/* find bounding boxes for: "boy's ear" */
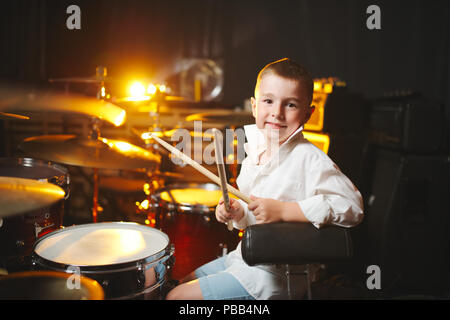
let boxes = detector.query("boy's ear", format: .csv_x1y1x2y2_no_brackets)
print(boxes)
251,97,257,118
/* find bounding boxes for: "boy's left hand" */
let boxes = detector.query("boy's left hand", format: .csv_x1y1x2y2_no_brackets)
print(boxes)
248,195,285,224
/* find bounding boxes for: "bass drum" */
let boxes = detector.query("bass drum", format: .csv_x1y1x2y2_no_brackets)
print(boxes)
0,158,69,272
32,222,174,300
153,183,240,280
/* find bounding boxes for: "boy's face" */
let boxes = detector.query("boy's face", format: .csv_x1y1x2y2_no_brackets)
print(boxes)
251,73,314,145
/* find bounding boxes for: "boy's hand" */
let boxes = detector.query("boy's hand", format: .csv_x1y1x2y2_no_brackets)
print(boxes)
248,195,285,224
215,197,244,225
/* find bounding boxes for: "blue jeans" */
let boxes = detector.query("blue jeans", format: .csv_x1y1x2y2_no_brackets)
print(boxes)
195,256,255,300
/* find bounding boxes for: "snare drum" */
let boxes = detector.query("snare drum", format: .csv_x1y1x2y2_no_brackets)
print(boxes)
32,222,174,300
153,183,239,280
0,158,69,270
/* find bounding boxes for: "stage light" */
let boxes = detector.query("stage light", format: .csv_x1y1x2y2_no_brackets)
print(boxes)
147,84,157,95
129,81,147,98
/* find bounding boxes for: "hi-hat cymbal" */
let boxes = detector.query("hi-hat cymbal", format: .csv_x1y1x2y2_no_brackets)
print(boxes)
0,84,126,126
0,177,65,218
19,135,160,170
185,109,254,127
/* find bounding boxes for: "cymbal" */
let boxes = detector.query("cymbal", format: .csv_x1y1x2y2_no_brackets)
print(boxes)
185,109,254,127
49,76,117,84
19,135,160,170
98,171,183,193
0,112,30,120
114,94,185,104
0,84,126,126
0,177,65,218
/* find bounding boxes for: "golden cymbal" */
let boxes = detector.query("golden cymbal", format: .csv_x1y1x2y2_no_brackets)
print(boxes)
0,112,30,120
19,135,160,170
0,84,126,126
0,177,65,218
185,109,254,127
49,76,117,84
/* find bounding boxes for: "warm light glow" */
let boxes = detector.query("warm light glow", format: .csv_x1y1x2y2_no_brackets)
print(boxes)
324,83,333,93
137,199,150,210
313,81,322,91
141,131,164,140
147,84,157,95
303,131,330,154
160,189,238,207
113,110,126,127
143,183,150,195
159,84,167,93
101,86,106,98
113,141,133,152
129,81,147,98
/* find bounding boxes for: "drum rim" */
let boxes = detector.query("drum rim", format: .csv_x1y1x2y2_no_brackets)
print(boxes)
0,270,104,300
153,182,220,212
32,222,172,272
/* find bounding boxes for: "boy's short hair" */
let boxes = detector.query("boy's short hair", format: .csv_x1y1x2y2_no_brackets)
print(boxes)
255,58,314,106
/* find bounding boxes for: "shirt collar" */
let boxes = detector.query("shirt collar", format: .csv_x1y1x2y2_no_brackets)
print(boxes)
243,124,305,162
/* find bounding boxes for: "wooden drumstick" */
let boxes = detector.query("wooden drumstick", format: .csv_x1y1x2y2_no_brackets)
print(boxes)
148,133,251,204
213,129,233,231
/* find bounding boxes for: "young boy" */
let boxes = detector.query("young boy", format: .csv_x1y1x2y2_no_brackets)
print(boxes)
166,58,364,300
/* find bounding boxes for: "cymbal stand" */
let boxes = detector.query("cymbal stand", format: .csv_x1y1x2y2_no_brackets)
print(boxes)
89,117,102,223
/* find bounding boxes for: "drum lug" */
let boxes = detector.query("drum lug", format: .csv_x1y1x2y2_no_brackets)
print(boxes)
136,262,146,287
34,221,55,238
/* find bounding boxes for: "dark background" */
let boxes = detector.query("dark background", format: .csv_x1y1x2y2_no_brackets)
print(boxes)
1,0,449,299
1,0,449,117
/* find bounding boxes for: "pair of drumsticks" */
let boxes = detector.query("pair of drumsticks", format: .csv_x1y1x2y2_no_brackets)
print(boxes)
149,129,251,231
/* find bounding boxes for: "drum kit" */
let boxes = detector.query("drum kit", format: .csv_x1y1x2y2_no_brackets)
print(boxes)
0,67,254,300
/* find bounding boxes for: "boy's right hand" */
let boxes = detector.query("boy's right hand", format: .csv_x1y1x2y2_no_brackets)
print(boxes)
215,197,244,225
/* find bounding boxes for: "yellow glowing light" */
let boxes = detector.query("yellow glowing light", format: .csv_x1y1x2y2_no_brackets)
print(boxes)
113,110,126,127
113,141,133,152
130,81,147,97
227,154,234,161
101,86,106,98
323,83,333,94
144,219,150,225
238,231,244,238
303,131,330,154
139,199,149,210
141,131,164,140
160,189,238,207
147,84,157,95
159,84,166,93
144,183,150,195
313,82,322,91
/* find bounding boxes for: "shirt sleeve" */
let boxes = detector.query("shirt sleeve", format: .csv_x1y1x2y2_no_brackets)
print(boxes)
297,160,364,229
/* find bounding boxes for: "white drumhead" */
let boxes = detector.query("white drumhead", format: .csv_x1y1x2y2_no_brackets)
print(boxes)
34,223,169,266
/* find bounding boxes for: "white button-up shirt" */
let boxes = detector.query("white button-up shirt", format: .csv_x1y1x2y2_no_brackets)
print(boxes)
223,124,364,299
